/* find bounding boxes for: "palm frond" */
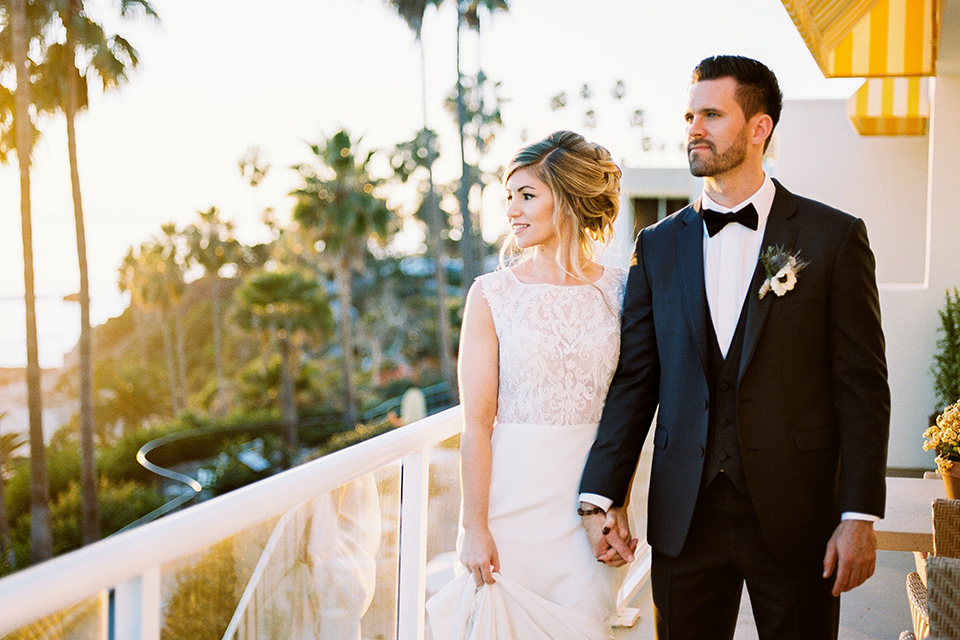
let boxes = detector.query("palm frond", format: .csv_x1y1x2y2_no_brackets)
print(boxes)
120,0,160,21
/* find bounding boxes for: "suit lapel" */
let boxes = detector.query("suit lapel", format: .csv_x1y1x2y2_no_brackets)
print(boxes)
739,181,799,381
678,202,710,374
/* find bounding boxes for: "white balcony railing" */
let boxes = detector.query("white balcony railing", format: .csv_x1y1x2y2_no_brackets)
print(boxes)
0,406,651,639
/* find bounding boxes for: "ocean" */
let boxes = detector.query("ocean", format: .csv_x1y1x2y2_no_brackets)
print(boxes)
0,292,128,369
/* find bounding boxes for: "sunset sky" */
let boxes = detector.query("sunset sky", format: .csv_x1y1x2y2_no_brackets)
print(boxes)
0,0,864,367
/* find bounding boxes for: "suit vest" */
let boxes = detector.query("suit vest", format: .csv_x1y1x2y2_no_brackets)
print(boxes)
702,298,750,495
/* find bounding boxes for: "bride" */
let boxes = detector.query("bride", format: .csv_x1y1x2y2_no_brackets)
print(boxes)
426,130,635,639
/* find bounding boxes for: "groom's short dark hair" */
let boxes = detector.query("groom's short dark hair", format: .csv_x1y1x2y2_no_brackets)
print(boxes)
692,55,783,149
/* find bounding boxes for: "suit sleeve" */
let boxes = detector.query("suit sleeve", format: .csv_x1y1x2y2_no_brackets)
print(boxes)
579,230,662,506
829,218,890,518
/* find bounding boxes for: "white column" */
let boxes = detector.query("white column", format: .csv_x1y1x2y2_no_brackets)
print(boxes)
112,566,161,640
397,448,430,640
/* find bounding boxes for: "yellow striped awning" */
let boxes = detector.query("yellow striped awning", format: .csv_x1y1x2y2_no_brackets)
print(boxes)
781,0,882,54
847,76,930,135
781,0,940,77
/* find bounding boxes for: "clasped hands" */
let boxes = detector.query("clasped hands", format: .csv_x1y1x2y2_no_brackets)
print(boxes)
581,504,638,567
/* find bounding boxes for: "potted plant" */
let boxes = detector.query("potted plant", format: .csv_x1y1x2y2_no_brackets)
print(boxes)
931,288,960,423
927,288,960,497
924,401,960,498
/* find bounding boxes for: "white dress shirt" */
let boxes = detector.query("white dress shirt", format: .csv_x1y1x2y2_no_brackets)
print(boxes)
701,176,774,357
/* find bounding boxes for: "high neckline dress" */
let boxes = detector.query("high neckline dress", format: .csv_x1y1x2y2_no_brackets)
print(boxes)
427,265,628,640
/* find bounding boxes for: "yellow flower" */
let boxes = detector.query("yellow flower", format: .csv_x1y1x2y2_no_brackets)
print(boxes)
926,400,960,474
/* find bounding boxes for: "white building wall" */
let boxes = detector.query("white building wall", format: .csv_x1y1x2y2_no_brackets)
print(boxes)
606,167,700,266
775,92,960,469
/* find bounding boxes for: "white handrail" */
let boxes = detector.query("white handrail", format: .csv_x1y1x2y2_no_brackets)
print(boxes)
0,407,463,634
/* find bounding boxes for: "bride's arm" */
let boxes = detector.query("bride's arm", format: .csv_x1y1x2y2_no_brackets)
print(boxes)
458,281,501,586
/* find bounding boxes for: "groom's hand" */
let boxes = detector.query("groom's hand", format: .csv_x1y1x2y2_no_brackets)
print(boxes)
822,519,877,597
581,504,637,566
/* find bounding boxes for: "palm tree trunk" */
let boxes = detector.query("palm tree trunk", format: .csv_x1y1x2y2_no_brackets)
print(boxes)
65,2,100,546
370,336,384,386
174,309,188,410
425,188,456,394
418,39,457,395
12,0,53,564
335,263,358,427
160,315,181,415
455,1,482,287
278,334,297,466
212,291,226,419
133,305,147,359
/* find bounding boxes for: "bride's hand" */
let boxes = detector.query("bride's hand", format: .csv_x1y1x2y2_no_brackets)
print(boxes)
460,527,500,586
584,506,637,566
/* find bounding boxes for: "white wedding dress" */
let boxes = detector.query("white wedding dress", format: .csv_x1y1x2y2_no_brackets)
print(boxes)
427,265,628,640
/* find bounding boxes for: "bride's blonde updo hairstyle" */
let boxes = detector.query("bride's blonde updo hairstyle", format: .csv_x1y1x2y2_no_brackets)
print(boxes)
501,130,621,282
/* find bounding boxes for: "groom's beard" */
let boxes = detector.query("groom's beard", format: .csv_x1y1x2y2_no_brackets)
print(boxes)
687,126,749,177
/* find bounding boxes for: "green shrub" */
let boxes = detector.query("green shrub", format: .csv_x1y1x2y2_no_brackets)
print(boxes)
4,446,81,524
5,478,162,573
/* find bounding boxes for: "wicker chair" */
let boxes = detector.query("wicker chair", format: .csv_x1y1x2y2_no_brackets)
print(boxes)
900,498,960,639
934,499,960,558
926,556,960,638
899,555,960,639
902,570,930,639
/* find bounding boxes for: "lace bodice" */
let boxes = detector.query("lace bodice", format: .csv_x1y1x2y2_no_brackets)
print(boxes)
478,266,627,426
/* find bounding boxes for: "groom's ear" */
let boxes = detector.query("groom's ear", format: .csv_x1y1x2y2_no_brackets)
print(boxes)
749,113,774,150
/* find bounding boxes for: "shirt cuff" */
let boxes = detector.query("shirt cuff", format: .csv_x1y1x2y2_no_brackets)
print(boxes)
578,493,613,513
841,511,880,522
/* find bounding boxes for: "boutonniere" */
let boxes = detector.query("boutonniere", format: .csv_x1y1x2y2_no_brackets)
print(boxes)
758,245,808,299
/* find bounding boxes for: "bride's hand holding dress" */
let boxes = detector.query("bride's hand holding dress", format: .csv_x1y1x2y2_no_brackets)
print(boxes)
460,525,501,586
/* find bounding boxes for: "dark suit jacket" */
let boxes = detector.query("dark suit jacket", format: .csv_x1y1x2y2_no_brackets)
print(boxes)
580,180,890,564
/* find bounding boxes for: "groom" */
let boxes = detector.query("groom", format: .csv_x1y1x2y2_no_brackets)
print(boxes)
579,55,889,639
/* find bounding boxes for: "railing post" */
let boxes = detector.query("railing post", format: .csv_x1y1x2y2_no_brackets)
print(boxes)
397,447,430,640
112,566,161,640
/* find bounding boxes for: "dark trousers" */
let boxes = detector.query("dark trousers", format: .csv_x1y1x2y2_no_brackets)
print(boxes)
650,474,840,640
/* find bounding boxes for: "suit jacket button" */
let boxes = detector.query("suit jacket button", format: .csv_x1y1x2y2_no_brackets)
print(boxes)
698,446,705,457
720,418,730,427
719,452,729,461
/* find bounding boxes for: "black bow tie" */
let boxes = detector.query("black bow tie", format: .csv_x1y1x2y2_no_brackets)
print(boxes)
701,203,759,237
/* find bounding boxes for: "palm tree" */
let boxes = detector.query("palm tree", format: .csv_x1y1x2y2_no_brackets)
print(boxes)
291,130,395,427
156,223,189,409
386,0,509,286
184,207,243,419
117,246,149,357
384,2,458,394
238,145,270,189
456,1,508,285
390,129,456,392
0,415,27,569
234,268,333,464
119,237,187,416
5,0,54,565
37,0,158,548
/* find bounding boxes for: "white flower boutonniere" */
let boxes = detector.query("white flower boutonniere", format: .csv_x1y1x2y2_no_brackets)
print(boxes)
758,245,808,299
